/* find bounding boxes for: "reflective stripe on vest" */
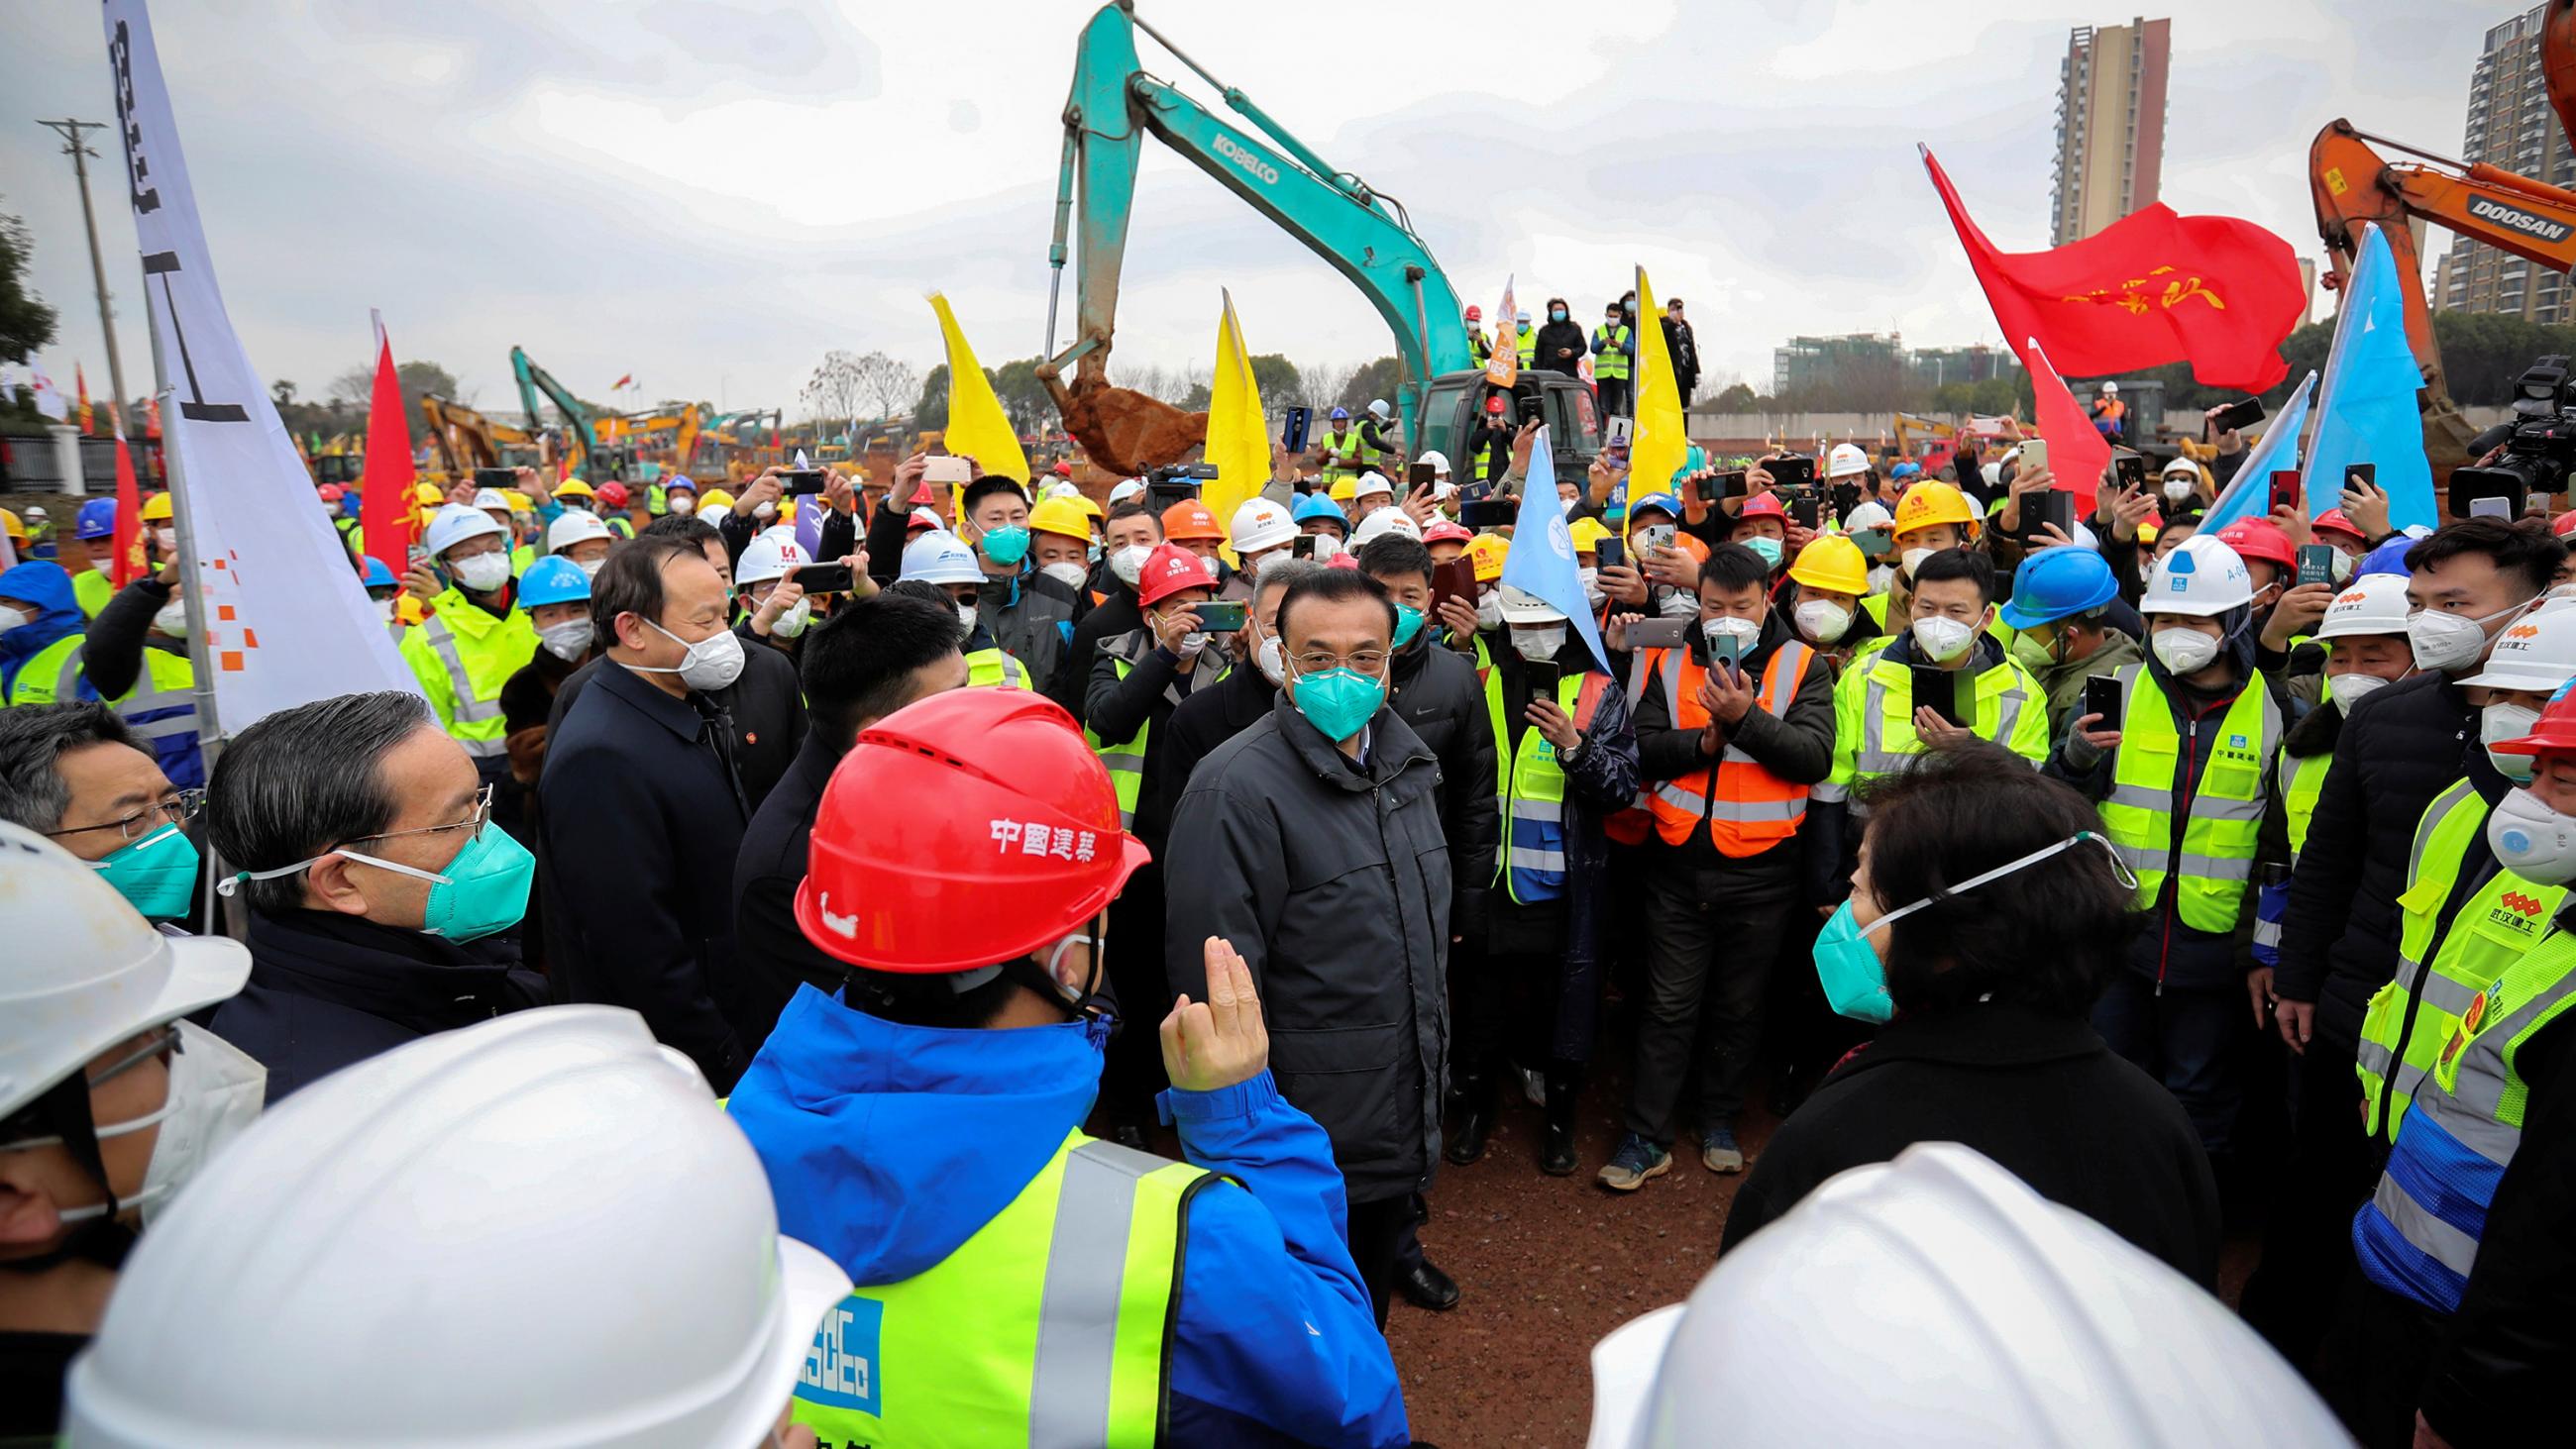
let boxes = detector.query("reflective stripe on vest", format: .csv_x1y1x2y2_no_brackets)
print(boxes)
1517,330,1536,366
1644,643,1814,857
1591,324,1631,380
1844,657,2032,806
2354,921,2576,1313
966,647,1027,689
2282,747,2328,863
406,612,516,758
2095,665,2280,933
1604,648,1684,847
1484,669,1608,902
793,1131,1209,1449
1318,429,1360,482
4,633,88,707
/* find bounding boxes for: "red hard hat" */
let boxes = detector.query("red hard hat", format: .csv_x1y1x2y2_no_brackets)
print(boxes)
2214,518,2297,569
1484,394,1507,415
1051,462,1073,477
596,481,629,508
1423,519,1472,544
1465,305,1483,321
1738,492,1787,521
2313,508,2368,543
316,484,345,503
2493,681,2576,758
1135,542,1215,607
2555,510,2576,539
1326,552,1360,570
796,689,1148,972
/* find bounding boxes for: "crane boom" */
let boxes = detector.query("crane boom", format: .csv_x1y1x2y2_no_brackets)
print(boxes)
509,346,604,477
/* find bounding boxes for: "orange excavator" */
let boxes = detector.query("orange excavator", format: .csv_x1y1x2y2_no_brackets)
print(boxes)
2308,0,2576,468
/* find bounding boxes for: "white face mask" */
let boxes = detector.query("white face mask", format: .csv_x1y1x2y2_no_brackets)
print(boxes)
768,597,811,640
2325,671,2390,713
1513,623,1566,661
155,527,177,556
540,618,594,662
2410,597,2534,674
1109,543,1153,587
2163,477,2198,504
1866,564,1895,596
629,616,746,692
669,496,697,516
152,596,190,639
12,1022,267,1228
1577,566,1600,594
1899,547,1935,579
2330,550,2355,585
1911,614,1976,663
578,558,605,580
755,500,776,521
376,597,398,624
1042,561,1090,589
955,602,978,635
2487,785,2576,885
1475,590,1505,629
452,551,512,594
1794,599,1851,642
2484,702,2541,781
1256,633,1288,685
0,604,25,635
2150,625,2221,675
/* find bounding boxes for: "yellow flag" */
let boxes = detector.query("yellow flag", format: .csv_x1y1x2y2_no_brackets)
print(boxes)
927,292,1030,483
1201,289,1268,563
1630,266,1688,496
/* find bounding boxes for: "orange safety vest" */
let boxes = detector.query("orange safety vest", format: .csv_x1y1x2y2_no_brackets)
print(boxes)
1607,642,1815,856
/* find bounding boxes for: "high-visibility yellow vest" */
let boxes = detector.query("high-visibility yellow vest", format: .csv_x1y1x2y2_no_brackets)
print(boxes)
1484,668,1609,903
1354,422,1385,468
2355,918,2576,1313
2096,665,2280,934
1468,331,1492,365
509,542,536,577
792,1130,1210,1449
2281,747,2329,863
1591,324,1631,381
396,588,539,759
1318,428,1361,482
966,646,1027,688
2357,782,2567,1141
1516,328,1537,367
5,633,87,707
1814,647,2048,809
5,637,203,786
71,567,114,619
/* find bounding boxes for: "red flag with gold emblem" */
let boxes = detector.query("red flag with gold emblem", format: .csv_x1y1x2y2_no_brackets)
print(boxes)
109,439,145,586
75,364,94,436
1923,148,2302,392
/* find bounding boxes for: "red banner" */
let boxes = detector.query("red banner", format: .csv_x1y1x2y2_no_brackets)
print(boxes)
359,329,414,578
109,438,144,587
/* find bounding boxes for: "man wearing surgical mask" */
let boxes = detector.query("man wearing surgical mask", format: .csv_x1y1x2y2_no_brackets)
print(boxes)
1049,501,1162,728
2045,534,2291,1162
1160,557,1320,801
0,703,202,924
398,506,542,792
203,689,546,1104
2248,516,2566,1368
959,477,1077,697
0,822,257,1443
542,538,759,1090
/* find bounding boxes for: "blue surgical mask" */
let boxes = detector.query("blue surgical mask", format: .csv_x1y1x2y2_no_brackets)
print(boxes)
1550,309,1567,322
979,524,1030,568
1744,536,1784,569
1392,604,1426,649
90,823,201,920
1813,831,2133,1023
1289,666,1387,742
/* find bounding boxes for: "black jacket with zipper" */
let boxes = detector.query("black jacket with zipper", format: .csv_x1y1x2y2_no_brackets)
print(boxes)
1385,631,1501,930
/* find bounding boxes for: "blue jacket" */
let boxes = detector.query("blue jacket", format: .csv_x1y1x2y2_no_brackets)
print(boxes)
0,561,90,697
730,987,1412,1448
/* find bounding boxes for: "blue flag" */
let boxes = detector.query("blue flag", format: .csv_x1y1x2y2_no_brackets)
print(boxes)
2199,371,2316,532
2307,224,2435,533
1500,429,1611,672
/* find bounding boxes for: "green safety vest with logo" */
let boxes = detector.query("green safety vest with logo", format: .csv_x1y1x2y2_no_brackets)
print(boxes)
1813,647,2048,809
1318,428,1361,483
2096,665,2281,934
395,588,540,759
792,1131,1214,1449
5,633,87,707
966,647,1027,689
1081,647,1229,829
1516,328,1537,367
2357,781,2569,1141
1483,668,1609,904
71,567,114,619
1591,324,1631,381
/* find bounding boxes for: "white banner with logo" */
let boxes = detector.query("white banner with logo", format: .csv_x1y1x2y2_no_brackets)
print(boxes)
103,0,417,731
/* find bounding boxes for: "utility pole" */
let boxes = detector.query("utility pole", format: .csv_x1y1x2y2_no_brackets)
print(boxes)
38,119,133,441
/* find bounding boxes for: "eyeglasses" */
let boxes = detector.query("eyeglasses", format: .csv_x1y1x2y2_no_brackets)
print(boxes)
1290,649,1388,675
88,1025,180,1089
45,787,205,844
349,782,493,849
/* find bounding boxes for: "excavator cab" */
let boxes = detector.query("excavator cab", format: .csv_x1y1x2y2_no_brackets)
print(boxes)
1417,370,1603,481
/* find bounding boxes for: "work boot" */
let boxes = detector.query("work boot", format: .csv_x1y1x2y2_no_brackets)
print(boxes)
1399,1255,1460,1312
1701,1120,1745,1175
1541,1069,1580,1177
1595,1132,1669,1192
1445,1071,1495,1166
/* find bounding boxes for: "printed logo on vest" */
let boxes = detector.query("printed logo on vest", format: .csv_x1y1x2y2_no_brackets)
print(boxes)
800,1295,883,1414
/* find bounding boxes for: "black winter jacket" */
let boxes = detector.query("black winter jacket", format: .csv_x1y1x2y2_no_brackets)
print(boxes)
730,731,849,1052
1163,696,1453,1203
1161,662,1279,804
1629,610,1837,871
1534,319,1588,378
978,568,1079,697
1386,633,1501,929
1053,586,1141,727
1086,628,1234,852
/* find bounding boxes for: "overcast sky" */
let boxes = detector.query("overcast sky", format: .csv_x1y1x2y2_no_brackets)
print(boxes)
0,0,2508,420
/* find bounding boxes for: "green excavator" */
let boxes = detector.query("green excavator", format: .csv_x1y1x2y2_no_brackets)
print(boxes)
509,346,630,482
1041,1,1602,479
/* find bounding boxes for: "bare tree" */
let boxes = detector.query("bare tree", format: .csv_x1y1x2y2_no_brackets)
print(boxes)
801,351,866,431
849,351,920,422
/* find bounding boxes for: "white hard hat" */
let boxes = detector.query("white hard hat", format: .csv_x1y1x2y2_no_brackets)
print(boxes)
1498,583,1565,624
545,510,613,556
2100,380,2120,394
1826,443,1872,479
1585,1144,2347,1449
1108,479,1145,504
760,523,800,548
2160,457,2202,479
734,532,809,588
1366,399,1391,420
2462,600,2576,690
471,488,511,514
1353,471,1395,500
1350,506,1422,546
1842,500,1893,534
1230,497,1296,556
62,1007,852,1449
2070,522,2101,552
0,823,250,1123
1418,450,1451,479
422,504,506,559
900,531,984,586
2313,572,2413,641
2143,534,2254,618
1980,461,2003,488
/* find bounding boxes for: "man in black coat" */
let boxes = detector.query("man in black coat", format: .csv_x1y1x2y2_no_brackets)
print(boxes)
1050,500,1161,727
1357,536,1500,927
202,690,547,1104
540,536,757,1091
1533,297,1587,381
1160,556,1316,797
2247,519,2563,1365
730,593,969,1048
1660,297,1700,404
1164,568,1454,1328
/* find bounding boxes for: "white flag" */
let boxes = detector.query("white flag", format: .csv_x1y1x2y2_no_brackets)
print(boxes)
29,364,67,421
103,0,417,730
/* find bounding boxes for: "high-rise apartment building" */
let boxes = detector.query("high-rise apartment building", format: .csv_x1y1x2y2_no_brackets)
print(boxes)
2430,6,2576,322
2050,18,2172,246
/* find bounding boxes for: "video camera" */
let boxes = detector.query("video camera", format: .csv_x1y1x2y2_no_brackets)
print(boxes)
2456,356,2576,510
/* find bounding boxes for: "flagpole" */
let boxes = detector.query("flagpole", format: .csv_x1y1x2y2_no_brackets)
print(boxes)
157,384,225,775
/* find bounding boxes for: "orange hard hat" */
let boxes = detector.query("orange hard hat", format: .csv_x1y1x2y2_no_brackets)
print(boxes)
795,689,1148,973
1135,542,1216,607
1161,499,1224,542
2214,518,2297,569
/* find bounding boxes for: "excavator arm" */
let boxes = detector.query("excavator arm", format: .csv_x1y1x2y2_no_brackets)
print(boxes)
1042,2,1472,473
509,347,598,477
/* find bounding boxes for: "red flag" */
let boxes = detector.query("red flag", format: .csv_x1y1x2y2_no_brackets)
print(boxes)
359,323,415,578
143,396,161,440
76,364,94,436
109,438,145,586
2022,340,2110,515
1923,148,2302,392
611,372,634,391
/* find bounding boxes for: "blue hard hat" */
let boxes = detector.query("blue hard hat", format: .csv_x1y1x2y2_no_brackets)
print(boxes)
2358,536,2415,579
1628,491,1680,522
1328,407,1349,421
1998,544,2119,629
360,555,397,589
1292,493,1345,526
75,498,117,540
1890,462,1922,481
516,555,591,609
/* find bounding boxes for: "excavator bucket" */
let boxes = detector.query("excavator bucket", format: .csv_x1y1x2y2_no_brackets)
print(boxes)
1044,357,1208,477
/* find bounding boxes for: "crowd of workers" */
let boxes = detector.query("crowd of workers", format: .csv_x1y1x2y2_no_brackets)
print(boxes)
0,333,2569,1447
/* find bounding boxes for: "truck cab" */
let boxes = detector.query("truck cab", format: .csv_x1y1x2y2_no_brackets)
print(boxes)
1417,369,1604,485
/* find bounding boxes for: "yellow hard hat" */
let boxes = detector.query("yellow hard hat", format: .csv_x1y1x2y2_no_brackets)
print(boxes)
413,482,445,507
1891,480,1979,538
0,508,23,543
1787,534,1868,595
2137,521,2161,546
698,488,735,513
1567,517,1613,554
141,492,173,524
1073,492,1105,522
552,477,595,499
1466,532,1509,582
780,497,800,523
503,490,535,513
1028,495,1093,542
1329,478,1357,503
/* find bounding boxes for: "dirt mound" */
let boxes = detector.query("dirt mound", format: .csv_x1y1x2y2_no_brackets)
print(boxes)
1048,374,1208,476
